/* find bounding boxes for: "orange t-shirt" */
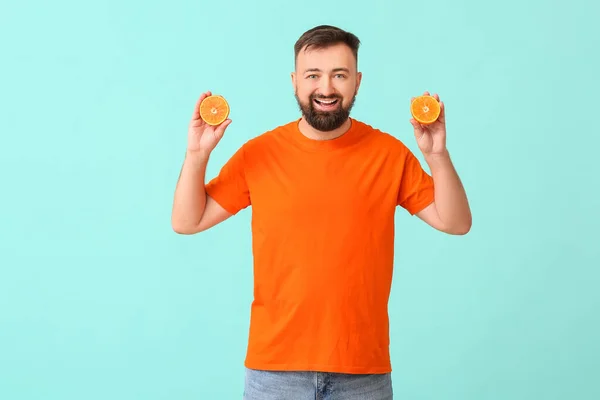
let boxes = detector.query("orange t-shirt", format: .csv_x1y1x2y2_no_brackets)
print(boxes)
205,118,434,374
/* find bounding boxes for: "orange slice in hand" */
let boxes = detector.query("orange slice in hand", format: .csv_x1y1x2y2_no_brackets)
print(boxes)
199,95,230,126
410,95,441,125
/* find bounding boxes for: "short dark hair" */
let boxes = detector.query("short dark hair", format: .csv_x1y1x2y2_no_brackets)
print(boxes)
294,25,361,65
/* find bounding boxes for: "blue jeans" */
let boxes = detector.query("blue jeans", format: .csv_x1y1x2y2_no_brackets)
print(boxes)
243,367,393,400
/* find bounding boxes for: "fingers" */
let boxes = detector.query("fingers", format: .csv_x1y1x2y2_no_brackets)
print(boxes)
419,91,440,101
191,91,213,120
422,91,440,101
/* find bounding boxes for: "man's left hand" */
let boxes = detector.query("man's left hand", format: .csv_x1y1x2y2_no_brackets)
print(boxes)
410,91,447,157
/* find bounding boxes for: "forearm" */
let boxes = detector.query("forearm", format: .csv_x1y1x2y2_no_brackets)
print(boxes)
425,150,472,233
171,150,210,232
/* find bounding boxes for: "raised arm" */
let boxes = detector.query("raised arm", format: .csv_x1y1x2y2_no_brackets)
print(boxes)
171,91,233,234
410,91,472,235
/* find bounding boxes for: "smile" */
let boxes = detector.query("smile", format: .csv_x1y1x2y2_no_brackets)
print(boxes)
314,98,339,107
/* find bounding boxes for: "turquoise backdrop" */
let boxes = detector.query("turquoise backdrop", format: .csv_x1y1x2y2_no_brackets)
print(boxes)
1,0,598,398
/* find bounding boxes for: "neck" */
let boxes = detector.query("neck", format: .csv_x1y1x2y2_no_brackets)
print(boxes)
298,117,352,141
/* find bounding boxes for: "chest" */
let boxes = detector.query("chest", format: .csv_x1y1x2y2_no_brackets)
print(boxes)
246,148,400,222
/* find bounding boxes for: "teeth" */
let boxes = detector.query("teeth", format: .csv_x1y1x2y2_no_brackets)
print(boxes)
315,99,337,105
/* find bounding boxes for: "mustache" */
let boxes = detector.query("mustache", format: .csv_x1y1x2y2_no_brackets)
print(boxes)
311,93,341,100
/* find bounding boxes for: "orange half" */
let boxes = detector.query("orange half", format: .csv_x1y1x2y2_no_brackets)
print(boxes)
199,95,230,126
410,95,441,125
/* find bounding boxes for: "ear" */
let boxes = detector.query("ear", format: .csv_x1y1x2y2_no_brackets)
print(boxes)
355,71,362,95
291,71,297,91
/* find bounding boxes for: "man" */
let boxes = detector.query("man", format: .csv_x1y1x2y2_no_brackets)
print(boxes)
172,25,471,400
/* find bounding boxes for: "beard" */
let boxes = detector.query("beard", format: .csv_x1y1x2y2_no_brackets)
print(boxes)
295,92,356,132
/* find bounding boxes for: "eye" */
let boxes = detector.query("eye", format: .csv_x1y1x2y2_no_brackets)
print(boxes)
335,74,346,79
306,74,318,79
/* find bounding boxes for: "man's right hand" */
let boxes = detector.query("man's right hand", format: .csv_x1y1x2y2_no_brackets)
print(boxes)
187,91,232,155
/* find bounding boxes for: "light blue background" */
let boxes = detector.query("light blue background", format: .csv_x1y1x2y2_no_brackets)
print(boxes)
1,0,598,398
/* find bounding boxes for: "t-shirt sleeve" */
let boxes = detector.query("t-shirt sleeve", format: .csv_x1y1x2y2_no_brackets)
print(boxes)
205,145,251,215
396,149,435,215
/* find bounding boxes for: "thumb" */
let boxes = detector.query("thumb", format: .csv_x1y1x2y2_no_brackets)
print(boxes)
410,118,423,136
213,119,232,139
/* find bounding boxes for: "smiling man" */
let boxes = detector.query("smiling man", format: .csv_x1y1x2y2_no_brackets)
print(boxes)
171,25,472,400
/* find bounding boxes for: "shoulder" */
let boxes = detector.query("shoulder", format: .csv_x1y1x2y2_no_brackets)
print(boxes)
352,119,414,156
239,120,298,152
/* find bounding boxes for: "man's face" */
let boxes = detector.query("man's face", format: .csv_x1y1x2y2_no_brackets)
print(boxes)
292,43,362,132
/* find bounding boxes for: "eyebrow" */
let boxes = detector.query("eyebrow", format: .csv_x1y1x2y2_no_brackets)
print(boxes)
303,68,350,74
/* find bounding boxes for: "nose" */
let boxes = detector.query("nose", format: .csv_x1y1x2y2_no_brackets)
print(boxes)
318,77,335,97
